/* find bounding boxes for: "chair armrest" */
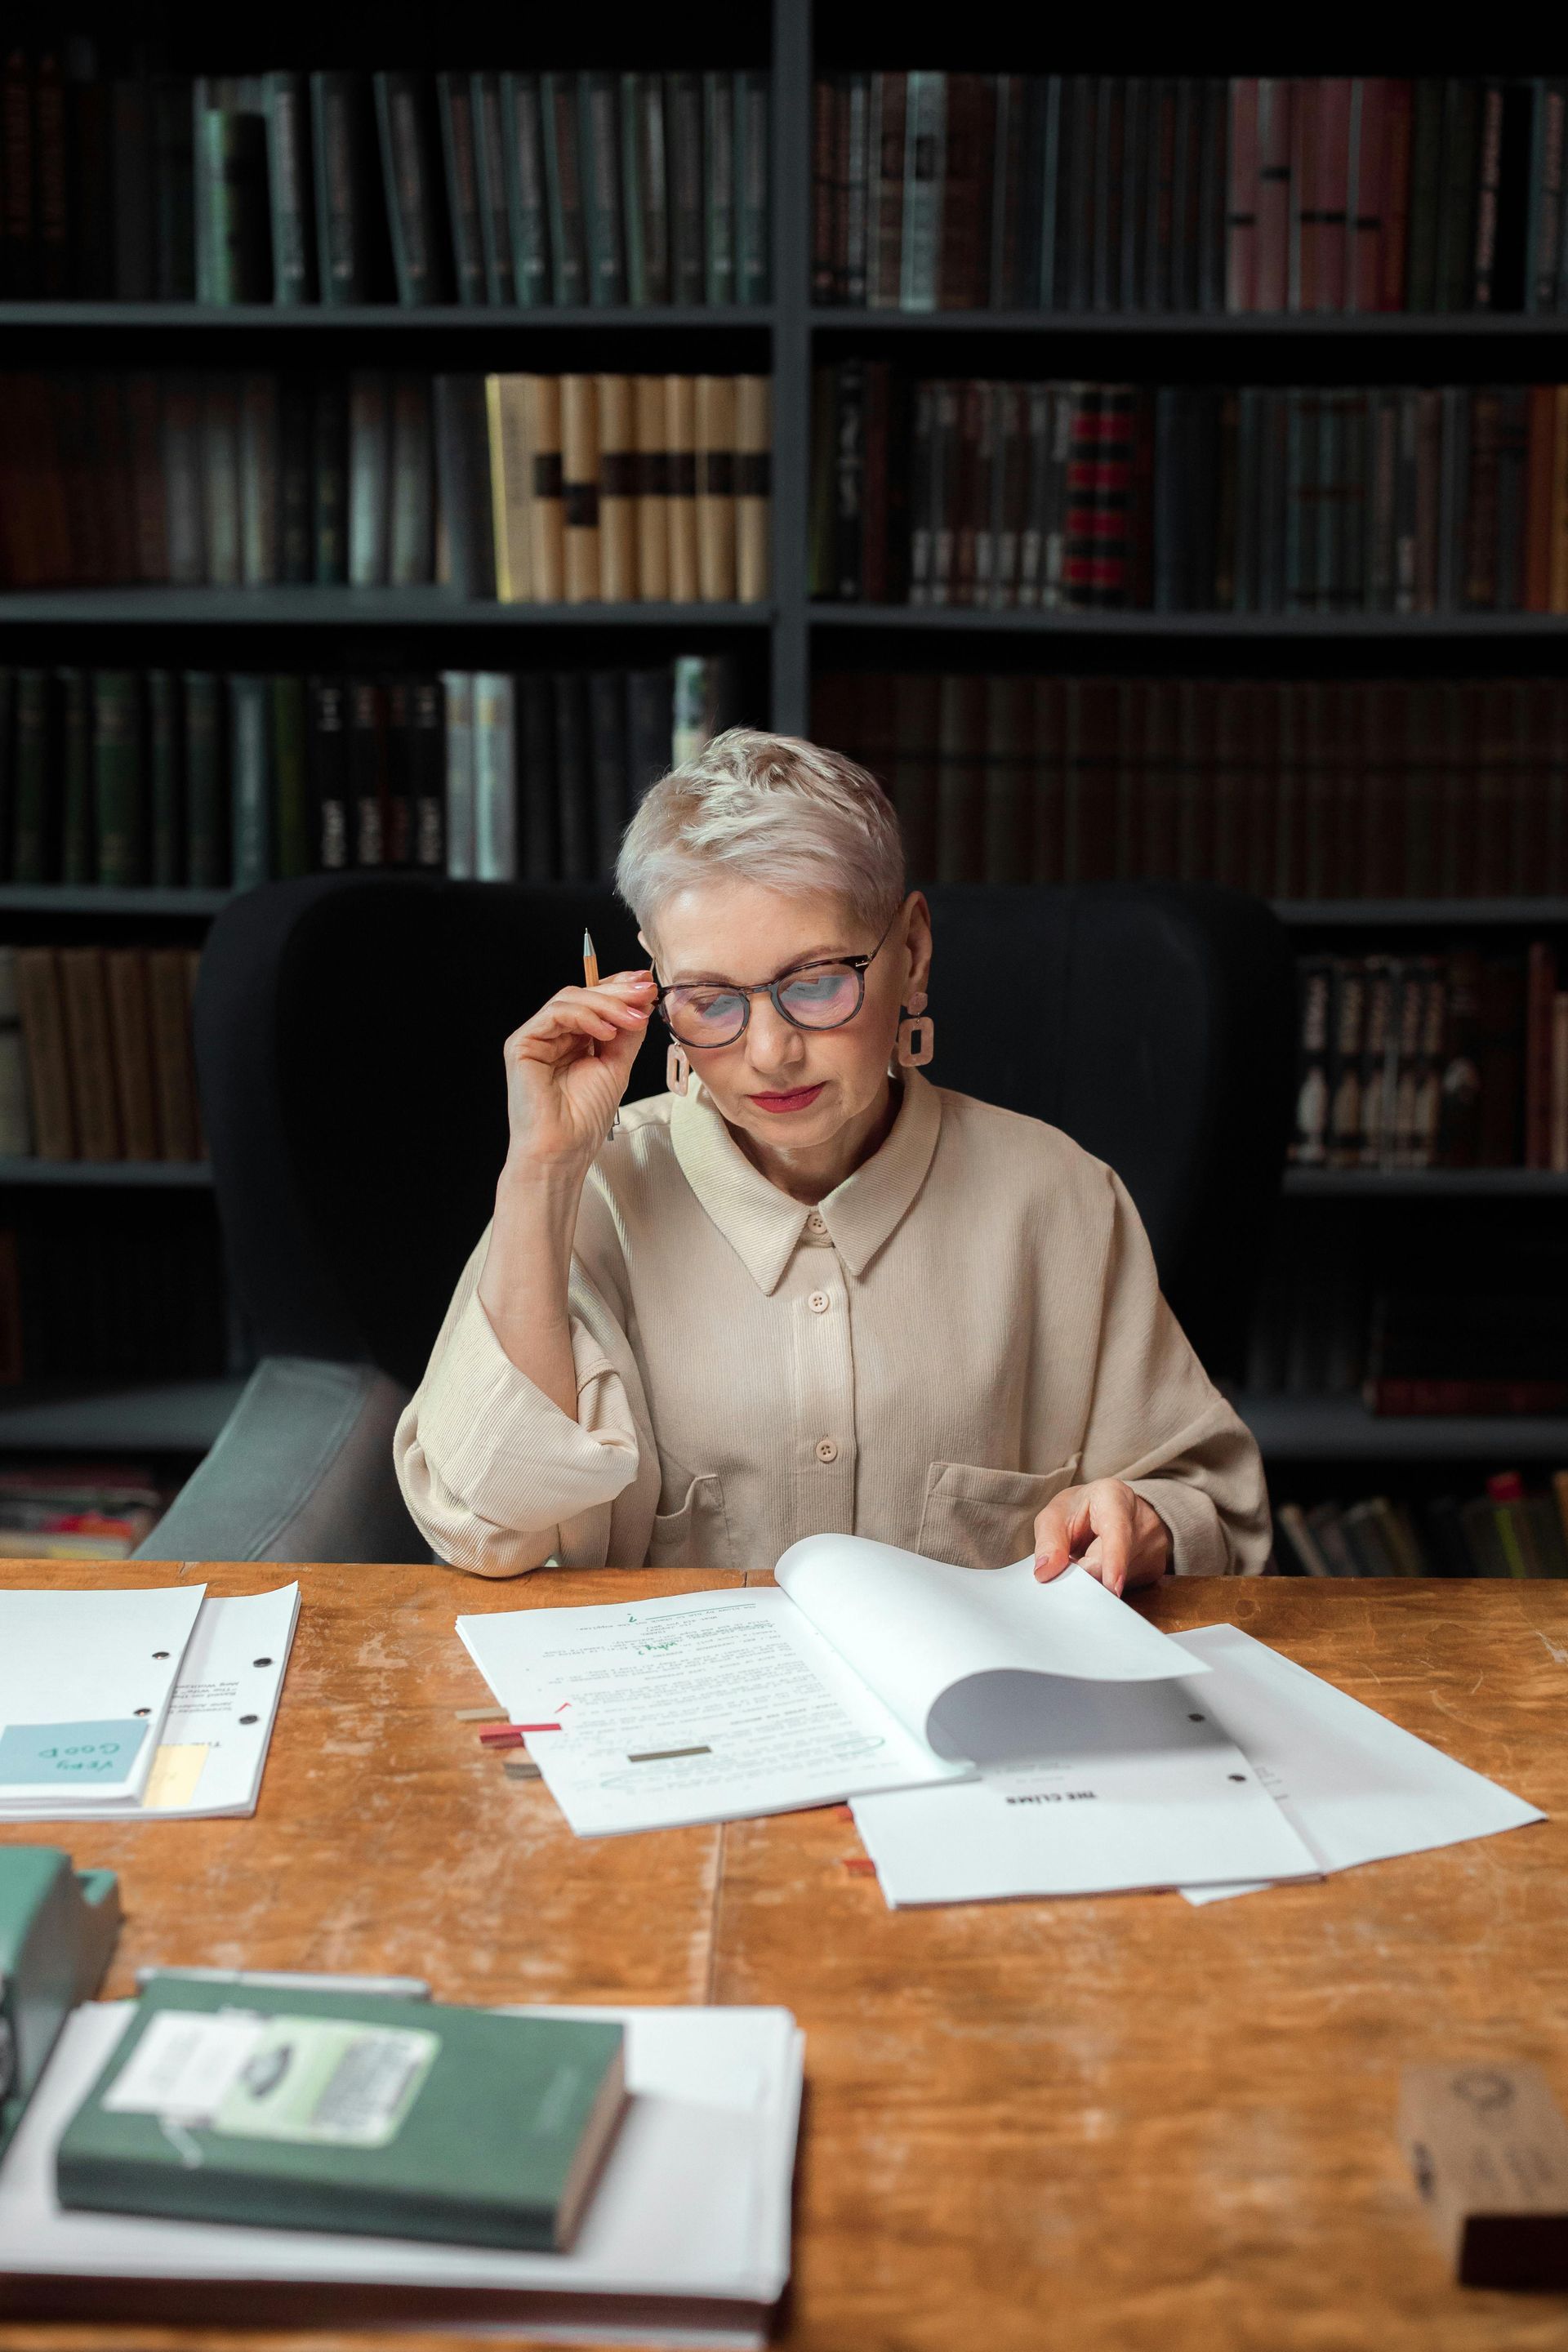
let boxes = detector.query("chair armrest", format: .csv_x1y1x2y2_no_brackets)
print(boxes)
133,1356,427,1564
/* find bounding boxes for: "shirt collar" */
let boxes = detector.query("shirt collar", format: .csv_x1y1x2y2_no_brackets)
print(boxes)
669,1069,943,1294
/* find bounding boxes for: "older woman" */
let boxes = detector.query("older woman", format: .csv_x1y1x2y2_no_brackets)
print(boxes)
394,729,1271,1590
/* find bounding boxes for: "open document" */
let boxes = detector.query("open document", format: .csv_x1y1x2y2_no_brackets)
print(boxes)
0,1584,207,1806
1170,1624,1546,1905
457,1541,1210,1838
0,2000,802,2349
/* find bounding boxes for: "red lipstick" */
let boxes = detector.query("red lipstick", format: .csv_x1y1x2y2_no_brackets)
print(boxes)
750,1083,826,1115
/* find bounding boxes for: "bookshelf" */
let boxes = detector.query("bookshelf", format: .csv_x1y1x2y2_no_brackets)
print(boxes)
2,8,1566,1561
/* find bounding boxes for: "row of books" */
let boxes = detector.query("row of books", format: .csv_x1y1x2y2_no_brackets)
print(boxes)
811,369,1568,613
0,656,734,891
813,73,1568,316
1290,947,1568,1174
813,673,1568,899
1245,1224,1568,1414
1272,1478,1568,1579
0,54,768,307
0,1461,169,1556
0,943,203,1164
0,1206,226,1382
0,371,772,602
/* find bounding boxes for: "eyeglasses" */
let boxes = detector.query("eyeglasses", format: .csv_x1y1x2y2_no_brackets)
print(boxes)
656,908,900,1052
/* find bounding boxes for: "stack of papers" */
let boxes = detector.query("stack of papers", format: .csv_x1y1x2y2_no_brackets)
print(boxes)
0,1585,300,1823
0,2000,802,2349
851,1621,1544,1909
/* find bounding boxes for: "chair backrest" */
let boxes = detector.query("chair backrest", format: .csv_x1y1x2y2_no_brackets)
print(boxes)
194,877,1294,1388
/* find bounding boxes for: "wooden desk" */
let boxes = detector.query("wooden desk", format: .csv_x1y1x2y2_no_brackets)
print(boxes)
2,1564,1566,2352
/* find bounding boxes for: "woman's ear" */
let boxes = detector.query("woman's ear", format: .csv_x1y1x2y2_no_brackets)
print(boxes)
902,891,933,1000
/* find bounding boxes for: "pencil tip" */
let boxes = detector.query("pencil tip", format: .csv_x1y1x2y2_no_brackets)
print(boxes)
582,929,595,955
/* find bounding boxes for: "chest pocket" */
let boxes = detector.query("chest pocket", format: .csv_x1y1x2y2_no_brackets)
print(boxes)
915,1457,1082,1572
645,1472,736,1570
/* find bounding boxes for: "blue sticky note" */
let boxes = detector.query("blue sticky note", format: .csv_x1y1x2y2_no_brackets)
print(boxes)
0,1719,150,1786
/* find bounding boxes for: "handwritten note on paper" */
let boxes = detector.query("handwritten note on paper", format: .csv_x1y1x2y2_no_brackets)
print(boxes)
458,1587,969,1836
0,1719,150,1788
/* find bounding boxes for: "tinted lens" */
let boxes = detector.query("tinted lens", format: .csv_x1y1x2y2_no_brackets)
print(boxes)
664,986,748,1046
777,965,862,1028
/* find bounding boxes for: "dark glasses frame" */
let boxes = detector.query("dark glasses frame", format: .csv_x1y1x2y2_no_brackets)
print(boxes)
654,906,902,1051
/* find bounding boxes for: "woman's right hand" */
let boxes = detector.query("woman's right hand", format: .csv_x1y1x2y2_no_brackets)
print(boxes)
499,970,658,1175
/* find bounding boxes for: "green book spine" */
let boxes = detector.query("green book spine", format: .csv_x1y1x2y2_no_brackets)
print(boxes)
202,377,242,587
541,73,588,304
264,71,314,304
621,76,648,305
1405,79,1443,310
735,70,770,303
59,668,93,887
702,72,735,304
375,70,442,306
229,674,273,889
310,71,372,305
11,672,53,885
146,670,183,889
202,109,271,304
91,671,145,889
272,675,310,880
471,73,517,305
0,670,12,885
666,72,706,305
312,377,349,585
438,73,487,307
182,672,228,889
56,1978,626,2255
901,72,947,311
578,72,626,306
500,74,550,306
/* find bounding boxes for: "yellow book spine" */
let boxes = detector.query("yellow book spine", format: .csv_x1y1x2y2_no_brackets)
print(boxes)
484,374,532,604
560,374,600,603
596,374,636,604
735,374,771,604
666,374,697,603
635,375,670,602
695,374,737,604
524,376,565,604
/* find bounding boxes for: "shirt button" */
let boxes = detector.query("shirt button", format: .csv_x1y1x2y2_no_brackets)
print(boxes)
808,1290,831,1313
806,1213,826,1233
816,1438,839,1464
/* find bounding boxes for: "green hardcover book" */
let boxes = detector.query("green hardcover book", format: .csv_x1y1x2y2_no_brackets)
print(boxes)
500,73,550,306
196,105,272,303
310,71,374,306
11,671,55,885
202,376,243,587
229,673,274,889
56,1977,626,2253
59,668,93,887
263,71,315,305
734,69,769,303
578,71,626,306
471,72,516,305
91,671,145,889
375,70,446,307
702,71,736,305
621,73,670,306
182,672,229,889
146,670,183,889
541,73,588,305
665,72,706,305
272,674,310,880
1405,79,1444,310
437,73,487,307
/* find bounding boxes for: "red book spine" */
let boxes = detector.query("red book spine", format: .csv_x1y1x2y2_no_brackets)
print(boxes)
1370,1378,1568,1417
1226,78,1259,313
811,78,837,301
1316,78,1352,311
1379,82,1414,310
1348,80,1387,314
938,74,991,310
1290,78,1321,311
1255,78,1293,310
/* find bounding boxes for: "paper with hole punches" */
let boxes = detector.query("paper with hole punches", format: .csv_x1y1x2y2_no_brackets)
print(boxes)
0,1720,151,1794
0,1584,206,1802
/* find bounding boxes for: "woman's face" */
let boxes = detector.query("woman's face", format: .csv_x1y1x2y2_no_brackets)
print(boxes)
646,880,932,1156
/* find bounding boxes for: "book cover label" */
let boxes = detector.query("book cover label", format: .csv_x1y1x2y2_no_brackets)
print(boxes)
105,2009,439,2149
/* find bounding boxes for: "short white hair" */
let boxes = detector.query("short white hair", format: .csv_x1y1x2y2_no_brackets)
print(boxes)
615,728,906,935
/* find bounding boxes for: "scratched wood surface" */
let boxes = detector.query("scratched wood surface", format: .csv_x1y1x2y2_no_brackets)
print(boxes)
2,1565,1566,2352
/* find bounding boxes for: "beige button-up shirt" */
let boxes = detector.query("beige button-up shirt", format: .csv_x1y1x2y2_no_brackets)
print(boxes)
394,1070,1272,1579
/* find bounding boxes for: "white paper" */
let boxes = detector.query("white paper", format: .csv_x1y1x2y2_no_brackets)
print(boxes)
776,1542,1209,1753
851,1670,1320,1905
1173,1624,1548,1906
0,1588,300,1822
0,1584,206,1802
0,1998,803,2345
458,1585,969,1837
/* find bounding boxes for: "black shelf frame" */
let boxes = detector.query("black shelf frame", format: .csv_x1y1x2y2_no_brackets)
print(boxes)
0,590,775,628
1283,1168,1568,1198
0,1160,214,1188
808,606,1568,637
0,303,776,331
808,306,1568,336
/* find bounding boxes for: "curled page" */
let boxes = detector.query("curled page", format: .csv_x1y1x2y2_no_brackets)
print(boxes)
773,1538,1207,1753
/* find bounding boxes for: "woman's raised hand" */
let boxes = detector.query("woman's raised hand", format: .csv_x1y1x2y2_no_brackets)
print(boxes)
501,971,658,1173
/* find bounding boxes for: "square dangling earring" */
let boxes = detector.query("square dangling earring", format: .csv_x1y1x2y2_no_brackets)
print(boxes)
666,1040,691,1095
895,1007,934,1068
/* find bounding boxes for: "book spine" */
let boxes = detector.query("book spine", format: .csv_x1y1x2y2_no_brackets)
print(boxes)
105,950,158,1161
348,677,387,867
311,376,349,585
264,71,314,304
696,376,737,602
666,73,705,305
59,668,92,886
271,674,310,878
560,375,601,601
411,675,445,870
702,72,736,304
666,373,697,600
523,375,565,602
228,671,273,889
554,672,592,881
387,374,434,586
1226,78,1259,314
843,72,871,307
376,70,444,306
634,376,670,601
1379,81,1414,310
597,375,636,601
151,77,195,301
1255,78,1292,310
385,680,415,865
439,670,474,876
201,376,242,586
310,73,369,305
900,72,945,311
735,376,771,604
735,71,769,303
501,74,550,307
579,72,626,306
15,949,74,1158
347,370,391,587
438,72,487,307
1473,80,1504,309
181,672,228,887
472,73,516,305
146,670,182,888
868,72,906,310
238,374,279,586
485,374,532,605
628,74,670,305
1316,78,1352,312
541,74,588,305
146,947,198,1160
91,670,144,889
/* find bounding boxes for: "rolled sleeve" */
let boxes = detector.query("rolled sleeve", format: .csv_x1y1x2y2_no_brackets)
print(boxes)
394,1231,644,1579
1080,1171,1272,1578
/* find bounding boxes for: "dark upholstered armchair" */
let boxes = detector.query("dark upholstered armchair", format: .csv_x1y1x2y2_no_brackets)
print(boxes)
136,876,1294,1562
